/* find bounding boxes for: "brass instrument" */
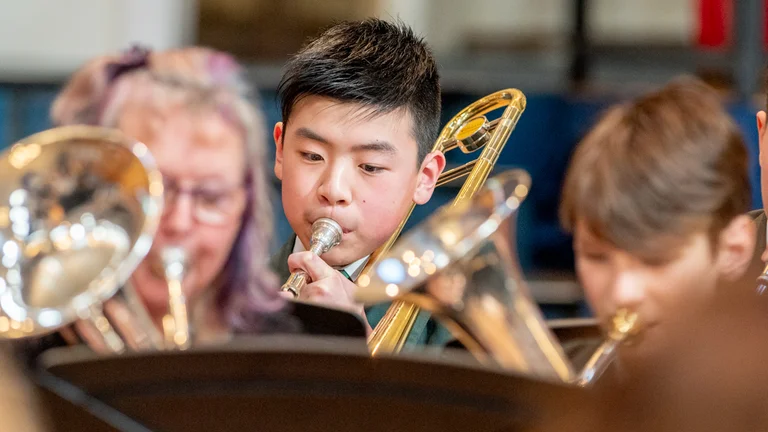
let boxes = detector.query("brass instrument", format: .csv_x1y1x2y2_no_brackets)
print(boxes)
162,245,191,350
363,88,526,355
355,170,640,386
0,125,191,352
280,217,342,298
576,308,638,386
757,263,768,295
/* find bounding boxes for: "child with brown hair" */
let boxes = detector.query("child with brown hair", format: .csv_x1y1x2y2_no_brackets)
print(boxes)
560,77,756,370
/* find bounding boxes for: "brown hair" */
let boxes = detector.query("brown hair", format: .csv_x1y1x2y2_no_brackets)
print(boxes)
560,77,751,256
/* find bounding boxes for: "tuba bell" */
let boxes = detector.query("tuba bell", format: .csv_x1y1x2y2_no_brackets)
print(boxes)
0,125,192,353
355,170,639,386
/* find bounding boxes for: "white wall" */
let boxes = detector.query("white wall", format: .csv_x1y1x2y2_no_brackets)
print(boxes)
0,0,197,80
590,0,695,45
377,0,696,55
0,0,701,79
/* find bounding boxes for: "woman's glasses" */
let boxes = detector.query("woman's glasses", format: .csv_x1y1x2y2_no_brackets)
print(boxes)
162,177,245,226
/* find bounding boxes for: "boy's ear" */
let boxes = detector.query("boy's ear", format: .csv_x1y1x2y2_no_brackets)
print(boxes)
413,150,447,205
716,214,757,282
273,122,285,181
757,111,766,137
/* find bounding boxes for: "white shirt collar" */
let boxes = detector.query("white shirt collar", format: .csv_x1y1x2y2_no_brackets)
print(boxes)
292,236,370,281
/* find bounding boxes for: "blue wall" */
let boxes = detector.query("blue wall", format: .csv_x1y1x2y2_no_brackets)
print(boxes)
1,85,762,280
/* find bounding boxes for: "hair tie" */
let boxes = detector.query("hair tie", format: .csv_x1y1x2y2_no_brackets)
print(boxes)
105,45,151,85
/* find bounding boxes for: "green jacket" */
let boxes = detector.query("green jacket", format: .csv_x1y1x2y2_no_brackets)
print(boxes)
269,234,453,348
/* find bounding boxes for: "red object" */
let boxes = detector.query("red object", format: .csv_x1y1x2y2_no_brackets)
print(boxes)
697,0,731,48
696,0,768,48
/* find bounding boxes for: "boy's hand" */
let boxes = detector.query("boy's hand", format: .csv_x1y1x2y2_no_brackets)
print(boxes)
286,251,372,334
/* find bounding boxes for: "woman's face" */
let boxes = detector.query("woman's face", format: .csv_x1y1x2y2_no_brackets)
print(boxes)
118,104,247,318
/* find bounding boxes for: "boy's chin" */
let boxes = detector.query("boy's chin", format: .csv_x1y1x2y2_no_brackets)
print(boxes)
321,247,369,268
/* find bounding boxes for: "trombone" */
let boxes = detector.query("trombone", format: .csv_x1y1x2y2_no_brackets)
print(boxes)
363,88,526,354
0,125,192,353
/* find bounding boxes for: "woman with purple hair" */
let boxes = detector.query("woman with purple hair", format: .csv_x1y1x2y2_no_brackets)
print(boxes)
50,46,286,346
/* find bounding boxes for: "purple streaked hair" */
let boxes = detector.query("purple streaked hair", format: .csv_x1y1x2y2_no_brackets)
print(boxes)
51,45,292,333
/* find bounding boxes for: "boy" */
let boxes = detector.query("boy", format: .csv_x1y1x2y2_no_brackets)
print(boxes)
269,19,447,340
559,77,757,372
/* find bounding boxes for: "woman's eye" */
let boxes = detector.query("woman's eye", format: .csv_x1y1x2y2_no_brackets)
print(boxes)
199,192,225,206
300,152,323,162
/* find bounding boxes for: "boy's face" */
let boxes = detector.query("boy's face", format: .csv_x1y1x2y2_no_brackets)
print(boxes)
274,96,445,267
573,217,754,364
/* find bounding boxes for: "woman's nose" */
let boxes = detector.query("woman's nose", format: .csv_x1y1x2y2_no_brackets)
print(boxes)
163,193,195,235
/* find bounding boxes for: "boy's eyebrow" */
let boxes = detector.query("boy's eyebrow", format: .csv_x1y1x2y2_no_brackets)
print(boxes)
351,141,398,155
295,126,398,155
295,127,329,144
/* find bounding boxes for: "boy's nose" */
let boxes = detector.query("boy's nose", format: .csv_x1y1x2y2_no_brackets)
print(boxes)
610,270,647,312
318,165,352,205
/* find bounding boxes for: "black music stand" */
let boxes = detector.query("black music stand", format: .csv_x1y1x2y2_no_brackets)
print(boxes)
34,372,154,432
36,335,596,432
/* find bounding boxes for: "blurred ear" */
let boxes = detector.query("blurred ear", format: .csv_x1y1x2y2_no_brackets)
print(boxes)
273,122,284,181
412,150,446,205
716,215,757,282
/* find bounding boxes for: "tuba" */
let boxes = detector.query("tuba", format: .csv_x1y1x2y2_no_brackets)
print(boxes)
363,88,526,354
0,125,191,352
355,170,640,386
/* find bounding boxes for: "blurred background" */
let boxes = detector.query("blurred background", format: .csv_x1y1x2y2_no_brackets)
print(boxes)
0,0,764,319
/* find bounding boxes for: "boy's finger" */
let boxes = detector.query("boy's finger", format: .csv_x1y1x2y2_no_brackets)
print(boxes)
287,251,336,282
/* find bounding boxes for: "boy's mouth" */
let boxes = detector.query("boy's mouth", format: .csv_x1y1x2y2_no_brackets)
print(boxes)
305,217,353,235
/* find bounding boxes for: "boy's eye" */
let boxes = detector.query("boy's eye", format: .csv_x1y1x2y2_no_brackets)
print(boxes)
640,256,670,268
299,151,324,162
578,250,609,263
360,164,384,173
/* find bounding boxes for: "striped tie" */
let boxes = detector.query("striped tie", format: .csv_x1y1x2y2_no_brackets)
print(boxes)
339,269,352,281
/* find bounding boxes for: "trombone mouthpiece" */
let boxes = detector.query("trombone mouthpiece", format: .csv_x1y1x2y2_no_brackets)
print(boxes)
161,245,190,350
608,308,639,342
280,218,343,298
308,218,343,255
162,246,187,280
